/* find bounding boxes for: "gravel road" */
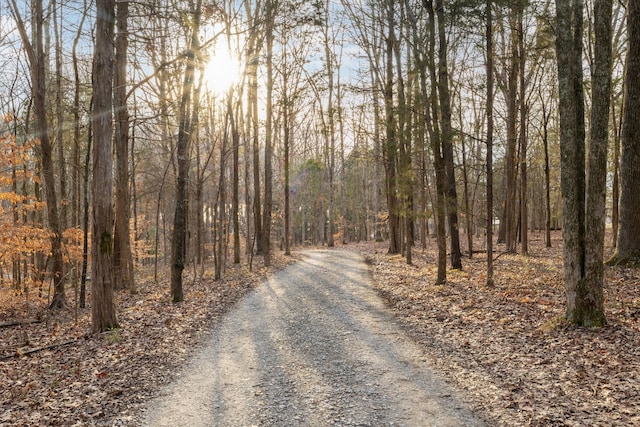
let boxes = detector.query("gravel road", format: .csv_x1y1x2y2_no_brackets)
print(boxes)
143,249,484,426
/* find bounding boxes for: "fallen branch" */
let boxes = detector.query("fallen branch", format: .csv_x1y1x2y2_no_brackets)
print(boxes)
0,318,41,328
1,339,77,360
493,251,513,262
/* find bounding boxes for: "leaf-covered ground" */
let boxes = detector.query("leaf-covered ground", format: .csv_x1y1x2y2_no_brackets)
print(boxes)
0,253,299,426
2,233,639,426
357,232,640,426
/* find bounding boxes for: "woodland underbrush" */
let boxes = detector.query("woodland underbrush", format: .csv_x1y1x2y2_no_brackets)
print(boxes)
358,231,640,426
0,252,298,426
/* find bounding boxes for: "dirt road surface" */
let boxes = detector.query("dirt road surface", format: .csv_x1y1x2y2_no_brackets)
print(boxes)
143,250,484,426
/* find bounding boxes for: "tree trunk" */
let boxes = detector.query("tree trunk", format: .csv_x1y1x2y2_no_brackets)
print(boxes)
613,0,640,264
435,0,462,270
195,135,204,267
71,0,88,230
370,66,383,243
91,0,118,332
8,0,66,310
324,0,336,249
424,0,447,284
502,5,519,253
262,0,275,267
113,0,134,292
283,57,291,256
486,0,495,287
171,1,202,302
610,91,621,249
394,2,412,264
215,112,229,280
518,3,528,256
190,67,204,273
247,31,262,256
538,88,553,248
581,0,612,326
230,97,241,263
80,98,92,309
461,133,473,258
556,0,609,327
384,0,401,255
556,0,586,317
53,0,68,231
338,65,347,245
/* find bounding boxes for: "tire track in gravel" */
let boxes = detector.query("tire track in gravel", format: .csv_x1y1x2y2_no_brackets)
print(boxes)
143,249,485,427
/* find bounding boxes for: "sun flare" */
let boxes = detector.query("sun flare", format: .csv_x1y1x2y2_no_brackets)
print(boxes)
203,46,241,95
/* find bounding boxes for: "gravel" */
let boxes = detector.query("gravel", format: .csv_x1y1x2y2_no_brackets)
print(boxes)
142,249,484,426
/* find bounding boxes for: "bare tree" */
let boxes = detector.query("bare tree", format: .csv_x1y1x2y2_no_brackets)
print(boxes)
91,0,119,332
259,0,276,266
518,0,528,256
53,0,68,231
171,0,203,302
113,0,135,292
8,0,66,309
555,0,611,326
245,0,264,257
434,0,462,270
486,0,495,287
384,0,401,255
611,0,640,265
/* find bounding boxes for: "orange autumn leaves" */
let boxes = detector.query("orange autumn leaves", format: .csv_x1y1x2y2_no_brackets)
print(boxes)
0,118,82,294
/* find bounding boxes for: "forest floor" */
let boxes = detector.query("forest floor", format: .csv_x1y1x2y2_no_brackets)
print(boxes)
357,231,640,426
0,231,639,426
0,253,299,426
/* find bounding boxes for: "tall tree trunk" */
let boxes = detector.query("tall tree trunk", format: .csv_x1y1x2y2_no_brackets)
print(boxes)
370,66,383,243
53,0,68,231
230,97,241,263
190,66,204,272
460,132,473,258
556,0,586,317
486,0,495,287
72,0,88,230
435,0,462,269
262,0,275,267
405,0,428,251
425,0,447,284
502,5,519,253
131,103,139,265
113,0,134,292
518,3,528,255
154,15,171,281
612,0,640,264
324,0,336,248
11,131,21,291
80,98,92,309
91,0,118,332
539,89,553,248
215,112,229,280
395,2,412,264
283,56,291,256
195,134,203,267
610,90,621,249
581,0,612,326
171,1,202,302
338,63,347,245
384,0,401,255
8,0,66,309
243,106,252,262
247,31,262,256
556,0,610,326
